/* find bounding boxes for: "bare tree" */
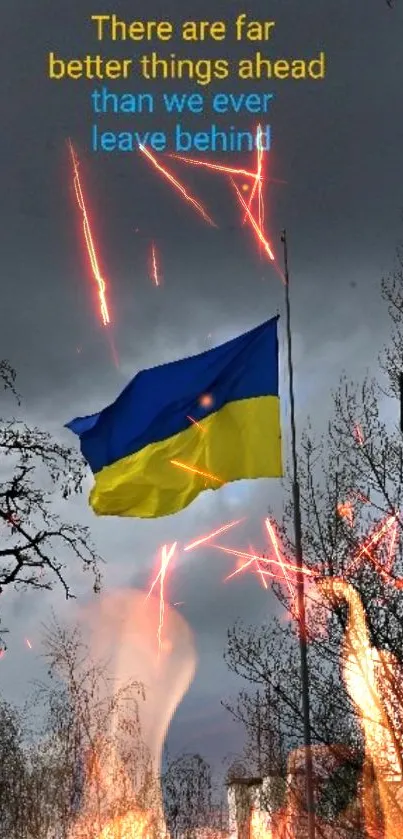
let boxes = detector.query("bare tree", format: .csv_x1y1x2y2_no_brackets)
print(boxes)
223,239,403,833
31,617,161,839
0,362,102,644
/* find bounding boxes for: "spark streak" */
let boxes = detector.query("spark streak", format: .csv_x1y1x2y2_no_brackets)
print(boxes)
139,144,217,227
215,545,317,580
232,179,276,263
353,424,365,445
186,415,206,433
348,514,401,584
25,639,32,650
264,517,294,600
150,243,160,286
244,124,264,228
147,542,177,653
170,459,223,484
184,518,244,552
169,154,262,180
68,139,111,326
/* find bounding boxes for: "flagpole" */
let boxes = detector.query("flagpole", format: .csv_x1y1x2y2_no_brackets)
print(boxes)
281,229,316,838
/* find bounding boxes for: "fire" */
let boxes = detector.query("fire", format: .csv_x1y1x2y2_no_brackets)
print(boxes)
318,578,403,837
68,139,111,326
68,589,196,839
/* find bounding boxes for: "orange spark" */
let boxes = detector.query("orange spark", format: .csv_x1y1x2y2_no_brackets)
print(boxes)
25,638,32,650
150,242,160,286
250,542,269,590
232,178,276,262
147,542,177,653
337,500,355,526
184,518,244,552
139,144,216,227
170,459,223,484
68,139,111,326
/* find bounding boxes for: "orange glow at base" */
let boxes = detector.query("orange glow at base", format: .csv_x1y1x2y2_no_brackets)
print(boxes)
68,139,111,326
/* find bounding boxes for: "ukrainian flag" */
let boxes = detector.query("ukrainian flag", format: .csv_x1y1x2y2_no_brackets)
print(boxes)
66,317,282,518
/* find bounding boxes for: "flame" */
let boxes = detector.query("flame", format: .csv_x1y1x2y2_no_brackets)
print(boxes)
68,589,196,839
318,578,403,837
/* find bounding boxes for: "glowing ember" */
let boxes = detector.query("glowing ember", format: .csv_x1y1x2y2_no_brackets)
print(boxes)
68,589,196,838
147,543,177,654
170,459,223,484
138,144,216,227
68,139,111,326
347,513,401,584
184,518,244,552
199,393,214,408
25,638,32,650
337,499,355,526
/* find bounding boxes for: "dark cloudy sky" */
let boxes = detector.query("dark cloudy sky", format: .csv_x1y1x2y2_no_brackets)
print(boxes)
0,0,402,770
